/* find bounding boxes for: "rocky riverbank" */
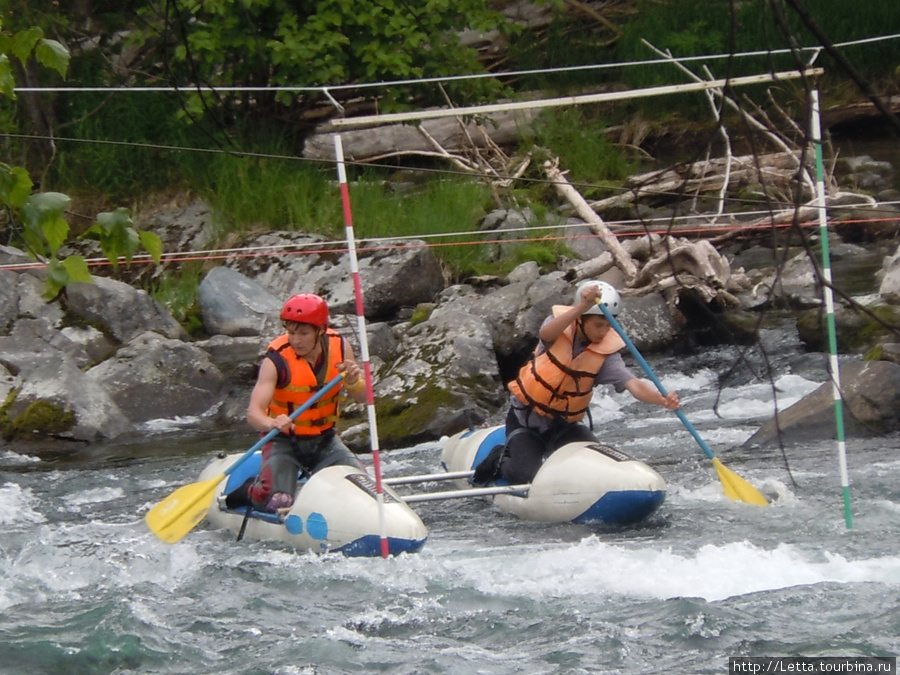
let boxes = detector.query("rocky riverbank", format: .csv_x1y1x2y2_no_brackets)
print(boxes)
3,163,900,457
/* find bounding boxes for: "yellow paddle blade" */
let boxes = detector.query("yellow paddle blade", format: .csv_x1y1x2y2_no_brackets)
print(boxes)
145,475,224,543
712,458,768,506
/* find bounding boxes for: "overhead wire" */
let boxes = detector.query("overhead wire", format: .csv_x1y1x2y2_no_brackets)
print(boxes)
2,202,897,274
4,29,898,275
5,33,899,216
11,33,900,95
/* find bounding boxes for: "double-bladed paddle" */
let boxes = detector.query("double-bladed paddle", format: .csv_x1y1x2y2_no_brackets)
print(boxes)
597,303,768,505
145,373,346,543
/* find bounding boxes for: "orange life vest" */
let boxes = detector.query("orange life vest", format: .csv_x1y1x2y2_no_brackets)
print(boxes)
508,305,625,421
264,329,346,436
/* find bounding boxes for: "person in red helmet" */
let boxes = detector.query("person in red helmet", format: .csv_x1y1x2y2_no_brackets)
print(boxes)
245,293,367,513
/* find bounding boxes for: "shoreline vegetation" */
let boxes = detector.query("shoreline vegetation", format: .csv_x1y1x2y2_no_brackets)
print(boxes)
3,3,898,309
2,2,900,448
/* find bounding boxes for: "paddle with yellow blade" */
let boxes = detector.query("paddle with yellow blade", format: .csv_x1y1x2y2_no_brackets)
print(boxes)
597,303,768,505
145,373,346,543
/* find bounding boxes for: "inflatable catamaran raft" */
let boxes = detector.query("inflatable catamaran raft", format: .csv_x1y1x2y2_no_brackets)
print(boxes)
397,425,667,526
202,452,428,557
143,373,427,557
188,421,663,555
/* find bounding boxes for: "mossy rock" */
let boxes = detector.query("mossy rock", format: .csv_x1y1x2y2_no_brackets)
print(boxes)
2,399,77,441
338,383,479,450
409,303,436,327
373,385,466,448
797,304,900,353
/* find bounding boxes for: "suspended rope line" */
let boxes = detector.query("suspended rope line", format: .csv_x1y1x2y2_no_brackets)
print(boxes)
2,208,895,274
11,33,899,95
4,129,864,216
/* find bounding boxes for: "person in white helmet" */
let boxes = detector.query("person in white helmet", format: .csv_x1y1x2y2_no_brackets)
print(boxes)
473,280,680,485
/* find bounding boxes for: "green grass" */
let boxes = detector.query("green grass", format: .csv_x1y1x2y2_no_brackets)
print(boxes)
51,88,193,203
532,108,639,189
149,261,206,337
196,152,342,236
344,177,495,280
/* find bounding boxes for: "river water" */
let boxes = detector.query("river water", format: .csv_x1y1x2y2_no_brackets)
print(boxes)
2,318,899,675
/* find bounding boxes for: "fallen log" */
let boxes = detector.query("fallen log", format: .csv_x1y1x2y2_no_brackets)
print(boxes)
542,158,638,281
587,152,811,215
303,109,536,162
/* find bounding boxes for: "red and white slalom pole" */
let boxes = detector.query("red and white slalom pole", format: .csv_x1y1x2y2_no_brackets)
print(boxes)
333,134,389,558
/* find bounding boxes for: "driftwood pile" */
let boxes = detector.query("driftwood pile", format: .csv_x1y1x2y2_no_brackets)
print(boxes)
302,55,880,313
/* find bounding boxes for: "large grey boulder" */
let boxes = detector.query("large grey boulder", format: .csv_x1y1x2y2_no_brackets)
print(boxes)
14,272,65,327
5,351,132,442
2,317,96,370
65,275,188,343
86,331,226,424
197,266,282,337
228,234,445,321
366,287,505,446
743,359,900,447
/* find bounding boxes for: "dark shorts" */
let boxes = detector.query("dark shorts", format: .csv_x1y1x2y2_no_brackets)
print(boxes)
247,429,362,509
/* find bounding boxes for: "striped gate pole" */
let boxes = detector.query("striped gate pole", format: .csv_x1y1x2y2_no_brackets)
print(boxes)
811,88,853,529
334,134,390,557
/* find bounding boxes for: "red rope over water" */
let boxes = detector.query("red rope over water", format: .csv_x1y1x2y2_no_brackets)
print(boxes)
3,211,896,273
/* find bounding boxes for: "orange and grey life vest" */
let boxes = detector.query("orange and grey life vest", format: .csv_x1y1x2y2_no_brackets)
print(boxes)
508,305,625,422
264,329,346,436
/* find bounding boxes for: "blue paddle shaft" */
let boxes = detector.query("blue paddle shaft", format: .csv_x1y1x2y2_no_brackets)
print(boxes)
598,304,716,461
223,372,345,478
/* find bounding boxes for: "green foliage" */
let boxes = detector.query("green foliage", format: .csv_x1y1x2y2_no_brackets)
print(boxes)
82,208,163,269
150,262,206,337
0,163,33,208
618,0,733,92
21,191,71,254
0,20,161,300
0,21,69,97
618,0,900,89
506,10,619,92
745,0,900,78
134,0,509,121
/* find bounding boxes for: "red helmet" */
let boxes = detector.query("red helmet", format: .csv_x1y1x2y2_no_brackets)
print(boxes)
280,294,329,328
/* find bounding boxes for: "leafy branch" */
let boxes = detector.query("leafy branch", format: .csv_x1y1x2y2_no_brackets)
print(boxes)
0,19,162,300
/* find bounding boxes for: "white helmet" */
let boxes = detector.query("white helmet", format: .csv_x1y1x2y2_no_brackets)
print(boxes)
575,280,621,317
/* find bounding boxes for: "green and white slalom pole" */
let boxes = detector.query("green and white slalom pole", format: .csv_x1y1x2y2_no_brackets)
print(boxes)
811,88,853,529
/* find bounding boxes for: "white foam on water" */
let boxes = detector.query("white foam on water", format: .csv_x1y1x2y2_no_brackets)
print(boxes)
691,373,822,424
664,368,718,393
138,416,205,432
0,483,47,525
1,450,40,465
438,536,900,603
61,486,126,509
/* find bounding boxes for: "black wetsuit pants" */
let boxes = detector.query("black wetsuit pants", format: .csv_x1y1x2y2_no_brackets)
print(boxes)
499,407,598,484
